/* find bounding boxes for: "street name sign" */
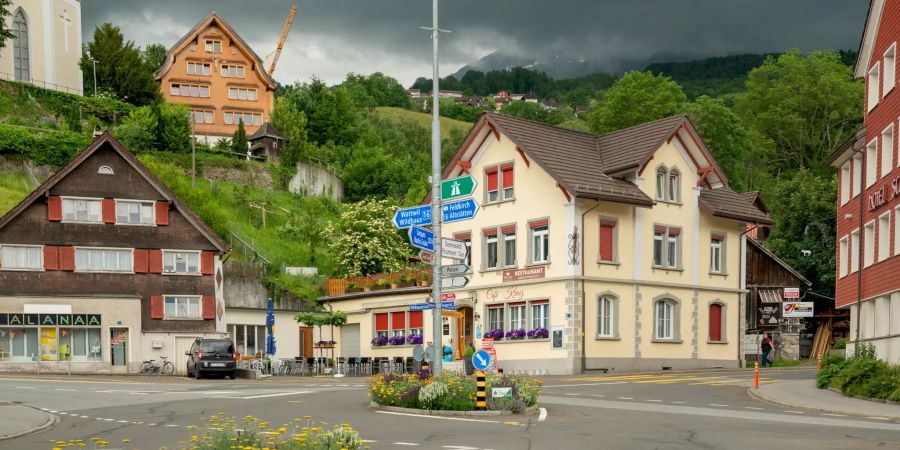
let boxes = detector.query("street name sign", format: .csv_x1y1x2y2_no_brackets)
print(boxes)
441,264,469,277
472,349,491,370
419,250,435,265
441,275,470,289
393,205,432,229
410,303,436,311
409,225,434,252
441,175,477,201
441,238,469,260
440,301,455,310
442,198,479,223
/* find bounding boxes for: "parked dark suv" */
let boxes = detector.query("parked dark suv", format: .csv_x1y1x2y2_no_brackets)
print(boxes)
186,338,236,379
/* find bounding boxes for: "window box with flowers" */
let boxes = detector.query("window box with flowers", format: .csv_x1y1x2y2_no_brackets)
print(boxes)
407,333,424,345
483,329,505,341
388,335,406,346
505,328,527,340
371,335,389,347
315,340,336,349
527,328,549,339
345,281,362,293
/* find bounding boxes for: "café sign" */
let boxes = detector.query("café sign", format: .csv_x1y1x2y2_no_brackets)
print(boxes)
0,313,101,326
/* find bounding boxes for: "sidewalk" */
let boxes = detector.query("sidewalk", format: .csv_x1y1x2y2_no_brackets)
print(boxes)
0,401,56,441
749,379,900,419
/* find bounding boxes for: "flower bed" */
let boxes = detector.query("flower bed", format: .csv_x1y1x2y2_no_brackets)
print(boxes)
369,371,542,413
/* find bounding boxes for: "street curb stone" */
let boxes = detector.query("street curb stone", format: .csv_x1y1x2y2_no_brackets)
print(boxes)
369,401,539,416
0,403,58,442
747,387,900,419
825,387,900,406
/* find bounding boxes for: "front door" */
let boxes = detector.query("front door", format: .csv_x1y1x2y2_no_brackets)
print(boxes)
298,327,314,358
110,328,128,372
456,307,473,359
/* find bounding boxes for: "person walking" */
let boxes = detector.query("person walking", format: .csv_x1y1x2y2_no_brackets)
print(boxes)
760,332,775,367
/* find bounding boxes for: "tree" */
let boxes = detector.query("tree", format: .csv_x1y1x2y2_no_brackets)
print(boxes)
683,96,757,191
80,22,160,105
142,43,167,74
157,103,191,153
270,96,310,168
322,199,412,276
0,0,14,49
342,146,414,202
341,72,410,108
500,101,565,125
736,49,864,176
232,118,248,154
114,106,157,153
280,78,359,147
589,71,687,133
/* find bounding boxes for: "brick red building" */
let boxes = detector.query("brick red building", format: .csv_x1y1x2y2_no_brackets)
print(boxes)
829,0,900,363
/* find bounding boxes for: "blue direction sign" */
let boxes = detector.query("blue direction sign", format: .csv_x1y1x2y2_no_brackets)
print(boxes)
410,303,436,311
393,205,432,229
472,349,491,370
440,301,455,310
442,198,479,223
409,225,434,251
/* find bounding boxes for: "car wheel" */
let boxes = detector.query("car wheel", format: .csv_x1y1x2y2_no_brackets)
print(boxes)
194,367,202,379
228,371,236,379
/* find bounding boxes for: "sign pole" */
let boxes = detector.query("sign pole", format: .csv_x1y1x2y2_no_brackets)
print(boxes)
428,0,445,375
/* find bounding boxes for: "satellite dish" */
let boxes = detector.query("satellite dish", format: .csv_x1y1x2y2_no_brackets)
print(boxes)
413,345,425,362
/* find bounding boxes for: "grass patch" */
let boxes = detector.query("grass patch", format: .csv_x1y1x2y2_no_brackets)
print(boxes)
0,171,32,216
375,106,473,139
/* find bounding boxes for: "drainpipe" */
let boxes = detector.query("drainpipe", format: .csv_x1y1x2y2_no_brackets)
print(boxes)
580,200,602,373
856,147,864,355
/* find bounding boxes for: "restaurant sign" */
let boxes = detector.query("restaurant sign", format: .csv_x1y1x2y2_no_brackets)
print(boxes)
0,313,101,326
502,266,545,282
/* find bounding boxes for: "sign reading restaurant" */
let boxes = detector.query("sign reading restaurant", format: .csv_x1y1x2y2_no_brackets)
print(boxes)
502,266,546,282
0,313,101,326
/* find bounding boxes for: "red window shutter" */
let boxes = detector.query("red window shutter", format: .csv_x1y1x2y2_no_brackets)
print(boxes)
502,167,514,189
47,196,62,221
43,246,59,271
668,228,681,236
487,303,504,309
155,201,169,226
375,313,389,331
101,199,116,224
409,311,423,328
501,225,516,234
133,249,149,273
483,228,497,236
201,251,215,275
59,247,75,271
148,250,163,273
529,220,549,228
202,296,216,320
391,311,406,330
508,301,526,307
709,304,722,342
150,295,164,319
454,232,471,240
487,171,498,191
599,224,614,261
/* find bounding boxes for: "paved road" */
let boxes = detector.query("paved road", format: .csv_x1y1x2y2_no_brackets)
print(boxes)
1,368,898,450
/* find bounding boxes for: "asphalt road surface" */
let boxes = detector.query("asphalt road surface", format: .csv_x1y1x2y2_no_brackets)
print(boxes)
1,367,898,450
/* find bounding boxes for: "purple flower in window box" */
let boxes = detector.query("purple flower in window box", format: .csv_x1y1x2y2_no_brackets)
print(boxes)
407,334,424,345
483,329,504,340
371,335,388,346
505,328,526,340
388,335,406,346
527,328,549,339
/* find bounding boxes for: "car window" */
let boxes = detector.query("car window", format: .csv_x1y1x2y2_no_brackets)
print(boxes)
200,340,234,353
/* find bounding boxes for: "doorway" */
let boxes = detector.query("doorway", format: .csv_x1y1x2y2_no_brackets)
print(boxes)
298,326,314,358
456,306,473,359
110,328,128,372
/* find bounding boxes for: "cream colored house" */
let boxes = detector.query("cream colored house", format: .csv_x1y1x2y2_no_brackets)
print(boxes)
322,113,771,375
0,0,82,94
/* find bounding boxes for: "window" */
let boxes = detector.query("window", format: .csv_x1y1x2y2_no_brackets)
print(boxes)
710,233,725,274
164,296,201,319
883,124,894,178
840,162,851,205
486,167,499,202
851,229,860,273
485,230,498,269
878,213,890,263
374,313,389,339
867,139,878,187
708,303,724,342
205,40,221,53
408,311,423,337
62,198,101,223
502,164,514,199
170,83,209,98
163,250,200,274
12,9,28,81
487,305,504,332
75,248,132,272
56,328,102,361
656,166,667,200
885,44,896,96
530,221,549,264
0,245,42,270
221,65,245,78
868,62,880,112
224,112,262,126
531,301,549,331
391,311,406,337
502,228,516,267
98,166,114,175
654,299,677,340
839,236,849,277
508,303,526,330
191,110,214,124
187,62,211,76
484,164,514,203
228,87,257,101
853,153,863,197
653,225,681,269
0,327,37,361
864,221,875,268
667,168,680,202
598,219,617,263
116,200,154,225
597,296,616,337
229,324,267,356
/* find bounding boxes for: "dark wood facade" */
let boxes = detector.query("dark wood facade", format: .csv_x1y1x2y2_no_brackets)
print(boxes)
745,238,812,331
0,134,228,333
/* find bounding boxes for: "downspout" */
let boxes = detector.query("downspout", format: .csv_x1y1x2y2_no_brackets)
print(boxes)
580,199,602,373
856,148,864,355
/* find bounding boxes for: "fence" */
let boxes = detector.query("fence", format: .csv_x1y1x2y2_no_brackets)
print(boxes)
228,231,271,265
326,269,433,297
0,71,82,95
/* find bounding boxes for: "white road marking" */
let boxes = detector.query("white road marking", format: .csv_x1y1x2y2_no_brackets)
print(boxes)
564,393,581,396
645,399,662,402
55,388,76,391
616,397,633,400
784,411,805,414
164,424,180,427
543,381,628,388
15,386,36,389
58,412,67,415
744,407,764,410
821,413,846,417
866,417,890,420
49,410,58,413
709,404,729,407
148,423,158,426
442,446,479,449
361,440,377,443
221,391,312,399
117,420,130,423
671,401,687,404
40,408,49,411
375,410,513,425
393,443,419,446
538,407,548,422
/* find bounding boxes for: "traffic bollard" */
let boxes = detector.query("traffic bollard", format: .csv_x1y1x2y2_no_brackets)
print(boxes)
475,370,487,410
754,361,759,390
817,353,822,372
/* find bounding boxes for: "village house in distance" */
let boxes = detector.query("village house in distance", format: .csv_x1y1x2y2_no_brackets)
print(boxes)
321,112,772,375
155,11,277,143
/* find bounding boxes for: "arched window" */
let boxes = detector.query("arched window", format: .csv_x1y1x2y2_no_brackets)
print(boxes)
97,166,114,175
654,298,680,340
12,9,29,81
597,295,617,338
667,168,680,202
655,166,667,200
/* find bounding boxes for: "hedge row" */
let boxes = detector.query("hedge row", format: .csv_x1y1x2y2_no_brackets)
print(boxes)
0,80,133,131
0,124,90,166
817,345,900,402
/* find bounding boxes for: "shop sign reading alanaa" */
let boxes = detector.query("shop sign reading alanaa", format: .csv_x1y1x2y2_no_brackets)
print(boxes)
868,176,900,212
0,313,101,326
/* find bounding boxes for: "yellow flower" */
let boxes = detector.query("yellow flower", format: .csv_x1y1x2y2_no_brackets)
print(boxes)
123,438,131,443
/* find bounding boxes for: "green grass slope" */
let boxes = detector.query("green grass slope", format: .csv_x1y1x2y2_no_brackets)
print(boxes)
375,107,473,139
0,171,31,216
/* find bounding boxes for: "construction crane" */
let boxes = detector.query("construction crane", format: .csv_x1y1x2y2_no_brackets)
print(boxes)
267,5,298,76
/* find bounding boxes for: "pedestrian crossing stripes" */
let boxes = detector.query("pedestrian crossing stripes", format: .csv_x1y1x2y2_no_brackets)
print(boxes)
551,373,779,387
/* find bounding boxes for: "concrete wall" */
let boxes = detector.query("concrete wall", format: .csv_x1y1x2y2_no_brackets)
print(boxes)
288,162,343,202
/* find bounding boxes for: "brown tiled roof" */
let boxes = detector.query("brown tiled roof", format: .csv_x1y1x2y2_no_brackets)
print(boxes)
699,187,773,225
597,115,687,174
0,133,229,252
249,121,283,141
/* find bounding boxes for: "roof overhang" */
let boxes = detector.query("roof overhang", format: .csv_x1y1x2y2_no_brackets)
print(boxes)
855,0,885,78
828,126,867,167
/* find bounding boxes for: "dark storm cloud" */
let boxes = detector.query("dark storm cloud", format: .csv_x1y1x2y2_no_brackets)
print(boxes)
81,0,867,85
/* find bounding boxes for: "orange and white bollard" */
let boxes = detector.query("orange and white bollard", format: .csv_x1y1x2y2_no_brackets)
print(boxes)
817,353,822,372
754,361,759,390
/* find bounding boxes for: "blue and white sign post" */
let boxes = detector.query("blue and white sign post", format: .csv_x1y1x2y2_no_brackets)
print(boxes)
442,198,479,223
408,225,434,252
472,349,491,371
392,205,432,229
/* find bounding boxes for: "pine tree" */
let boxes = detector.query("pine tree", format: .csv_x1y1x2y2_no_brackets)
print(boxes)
232,119,248,154
79,22,160,105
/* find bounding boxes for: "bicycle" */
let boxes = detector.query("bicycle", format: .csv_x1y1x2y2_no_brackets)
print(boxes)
140,356,174,375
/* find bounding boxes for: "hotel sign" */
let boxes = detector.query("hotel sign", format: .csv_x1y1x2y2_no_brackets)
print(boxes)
868,176,900,212
0,313,101,326
502,266,545,282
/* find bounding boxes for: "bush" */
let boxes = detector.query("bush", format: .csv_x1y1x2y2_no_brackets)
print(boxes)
816,345,900,400
833,338,847,350
369,371,542,411
114,106,157,153
0,124,90,166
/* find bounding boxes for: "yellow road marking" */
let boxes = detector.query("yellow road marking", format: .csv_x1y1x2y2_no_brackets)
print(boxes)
633,376,725,384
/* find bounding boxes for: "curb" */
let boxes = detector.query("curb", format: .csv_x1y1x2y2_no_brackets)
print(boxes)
746,387,900,419
0,403,58,441
825,387,900,407
369,401,539,417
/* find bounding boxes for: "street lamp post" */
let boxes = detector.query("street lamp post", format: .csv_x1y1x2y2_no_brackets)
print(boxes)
90,57,97,97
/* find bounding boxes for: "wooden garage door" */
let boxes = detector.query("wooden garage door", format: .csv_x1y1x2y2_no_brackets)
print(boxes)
341,324,360,358
174,337,196,375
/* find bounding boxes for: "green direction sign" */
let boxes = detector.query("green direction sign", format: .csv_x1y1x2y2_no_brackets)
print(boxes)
441,175,477,201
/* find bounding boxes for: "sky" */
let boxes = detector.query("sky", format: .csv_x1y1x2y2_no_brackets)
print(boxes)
81,0,869,87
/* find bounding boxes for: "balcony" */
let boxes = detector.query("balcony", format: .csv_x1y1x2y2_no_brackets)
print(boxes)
326,269,433,297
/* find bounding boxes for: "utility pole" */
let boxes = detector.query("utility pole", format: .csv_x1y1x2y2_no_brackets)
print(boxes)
190,114,196,189
422,0,450,375
90,57,97,97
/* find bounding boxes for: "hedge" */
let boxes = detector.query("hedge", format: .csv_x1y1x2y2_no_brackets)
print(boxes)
0,80,133,131
817,344,900,402
0,124,90,166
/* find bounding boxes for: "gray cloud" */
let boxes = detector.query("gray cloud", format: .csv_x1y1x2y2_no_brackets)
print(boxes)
81,0,867,86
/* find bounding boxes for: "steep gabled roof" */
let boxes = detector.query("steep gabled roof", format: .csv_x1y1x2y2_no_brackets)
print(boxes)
598,115,686,174
0,133,228,253
155,11,277,89
699,187,773,225
249,121,283,141
747,238,812,287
